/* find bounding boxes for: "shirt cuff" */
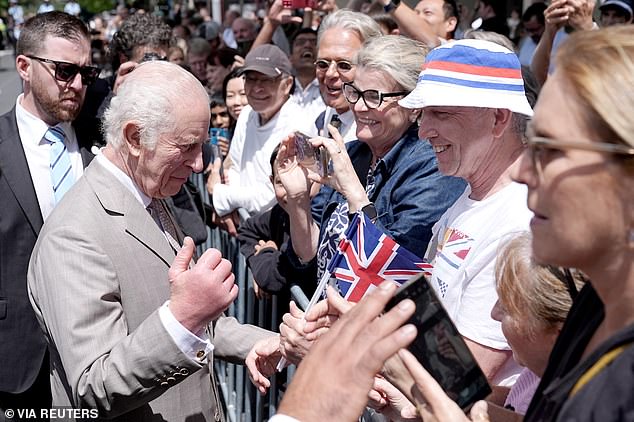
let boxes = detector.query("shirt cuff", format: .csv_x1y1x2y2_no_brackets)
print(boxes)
269,414,302,422
158,301,214,363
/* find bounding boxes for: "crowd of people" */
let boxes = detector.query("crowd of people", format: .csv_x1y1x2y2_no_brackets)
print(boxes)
0,0,633,421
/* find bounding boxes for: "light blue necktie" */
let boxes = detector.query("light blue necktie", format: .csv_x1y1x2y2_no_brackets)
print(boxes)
45,126,74,204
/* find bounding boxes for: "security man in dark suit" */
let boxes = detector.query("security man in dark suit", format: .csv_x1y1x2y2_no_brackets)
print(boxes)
0,12,96,418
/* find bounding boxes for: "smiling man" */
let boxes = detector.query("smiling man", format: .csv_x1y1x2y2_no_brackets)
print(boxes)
309,10,382,141
399,39,534,388
289,28,325,125
209,44,311,219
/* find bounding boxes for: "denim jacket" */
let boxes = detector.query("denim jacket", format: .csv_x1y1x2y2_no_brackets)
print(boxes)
287,125,466,275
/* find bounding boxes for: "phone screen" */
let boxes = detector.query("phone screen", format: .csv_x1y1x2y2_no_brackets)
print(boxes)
293,131,329,177
385,274,492,409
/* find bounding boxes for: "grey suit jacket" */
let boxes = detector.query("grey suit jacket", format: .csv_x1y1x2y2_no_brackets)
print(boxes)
27,159,271,421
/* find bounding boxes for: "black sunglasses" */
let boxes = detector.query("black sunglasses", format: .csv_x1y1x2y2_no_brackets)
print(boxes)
27,55,100,86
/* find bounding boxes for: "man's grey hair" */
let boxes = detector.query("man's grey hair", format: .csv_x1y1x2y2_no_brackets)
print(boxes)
317,9,383,45
102,61,209,150
356,35,428,92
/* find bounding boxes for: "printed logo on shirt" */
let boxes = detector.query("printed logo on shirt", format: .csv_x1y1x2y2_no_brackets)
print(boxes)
431,227,474,297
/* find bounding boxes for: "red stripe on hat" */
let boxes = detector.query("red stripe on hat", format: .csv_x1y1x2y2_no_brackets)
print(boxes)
424,61,522,79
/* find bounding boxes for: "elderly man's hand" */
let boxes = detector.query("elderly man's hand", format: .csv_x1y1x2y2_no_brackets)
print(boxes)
277,281,417,421
246,335,282,394
168,237,238,334
368,376,419,422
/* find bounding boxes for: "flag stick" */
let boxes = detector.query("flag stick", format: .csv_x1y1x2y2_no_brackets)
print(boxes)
275,269,331,372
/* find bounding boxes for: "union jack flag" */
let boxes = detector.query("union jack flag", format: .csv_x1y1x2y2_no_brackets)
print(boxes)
327,212,433,302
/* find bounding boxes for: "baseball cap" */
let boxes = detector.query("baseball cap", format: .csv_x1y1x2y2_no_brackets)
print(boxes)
599,0,633,18
399,39,533,117
242,44,294,77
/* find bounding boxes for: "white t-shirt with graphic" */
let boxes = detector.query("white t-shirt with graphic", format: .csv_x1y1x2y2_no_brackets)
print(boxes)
425,182,532,385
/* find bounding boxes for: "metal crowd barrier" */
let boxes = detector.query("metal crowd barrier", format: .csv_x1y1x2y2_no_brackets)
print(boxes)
190,173,308,422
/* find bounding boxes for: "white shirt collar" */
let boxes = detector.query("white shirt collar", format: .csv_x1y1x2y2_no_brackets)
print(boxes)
96,153,152,208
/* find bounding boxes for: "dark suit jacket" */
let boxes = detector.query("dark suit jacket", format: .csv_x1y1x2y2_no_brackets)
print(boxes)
0,108,93,393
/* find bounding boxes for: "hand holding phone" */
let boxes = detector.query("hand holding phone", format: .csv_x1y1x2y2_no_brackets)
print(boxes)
384,274,491,410
293,131,330,178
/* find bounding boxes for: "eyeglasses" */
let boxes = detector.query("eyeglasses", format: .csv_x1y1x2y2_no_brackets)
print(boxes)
342,82,409,110
244,74,283,87
27,55,100,86
314,59,354,74
526,134,634,176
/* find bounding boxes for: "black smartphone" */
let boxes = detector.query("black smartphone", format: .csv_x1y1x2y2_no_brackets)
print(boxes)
293,131,329,177
385,274,492,410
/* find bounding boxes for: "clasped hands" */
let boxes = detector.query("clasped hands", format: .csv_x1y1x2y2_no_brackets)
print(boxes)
246,283,493,422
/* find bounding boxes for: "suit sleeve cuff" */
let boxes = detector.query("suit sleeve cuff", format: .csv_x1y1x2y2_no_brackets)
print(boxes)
159,301,214,363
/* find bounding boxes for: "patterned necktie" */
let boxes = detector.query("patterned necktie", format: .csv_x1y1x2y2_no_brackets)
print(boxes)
148,199,182,252
45,126,74,204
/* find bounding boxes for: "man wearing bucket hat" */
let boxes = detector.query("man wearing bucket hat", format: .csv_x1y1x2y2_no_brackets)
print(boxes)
599,0,633,26
209,44,311,230
399,39,534,386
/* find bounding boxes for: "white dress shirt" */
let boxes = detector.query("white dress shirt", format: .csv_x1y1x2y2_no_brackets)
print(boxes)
306,106,358,143
16,94,84,221
290,77,325,126
95,154,214,362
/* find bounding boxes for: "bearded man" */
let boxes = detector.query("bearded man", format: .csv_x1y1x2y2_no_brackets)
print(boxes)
0,11,97,419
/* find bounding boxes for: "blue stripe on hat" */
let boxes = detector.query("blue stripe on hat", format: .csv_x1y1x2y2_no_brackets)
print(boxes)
421,74,526,92
427,44,520,71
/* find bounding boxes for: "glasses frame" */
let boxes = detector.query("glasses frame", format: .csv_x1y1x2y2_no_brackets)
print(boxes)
342,82,409,110
526,135,634,177
27,55,100,86
313,59,354,74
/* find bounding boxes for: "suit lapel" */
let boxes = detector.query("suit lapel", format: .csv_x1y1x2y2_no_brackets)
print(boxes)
84,160,176,267
0,109,44,234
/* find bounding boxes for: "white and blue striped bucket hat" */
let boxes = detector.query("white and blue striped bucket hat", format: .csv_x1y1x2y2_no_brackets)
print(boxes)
399,39,533,117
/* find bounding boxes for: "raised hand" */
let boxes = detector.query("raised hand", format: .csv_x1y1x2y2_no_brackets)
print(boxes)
168,237,238,334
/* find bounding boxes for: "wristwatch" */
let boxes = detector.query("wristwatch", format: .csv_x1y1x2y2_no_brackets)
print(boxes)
361,202,378,223
383,0,401,13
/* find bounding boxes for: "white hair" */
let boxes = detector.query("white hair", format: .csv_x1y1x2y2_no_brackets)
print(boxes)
317,9,383,45
356,35,428,92
103,61,209,150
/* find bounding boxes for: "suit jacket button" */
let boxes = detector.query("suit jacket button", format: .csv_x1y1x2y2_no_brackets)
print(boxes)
179,368,190,376
160,381,169,387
